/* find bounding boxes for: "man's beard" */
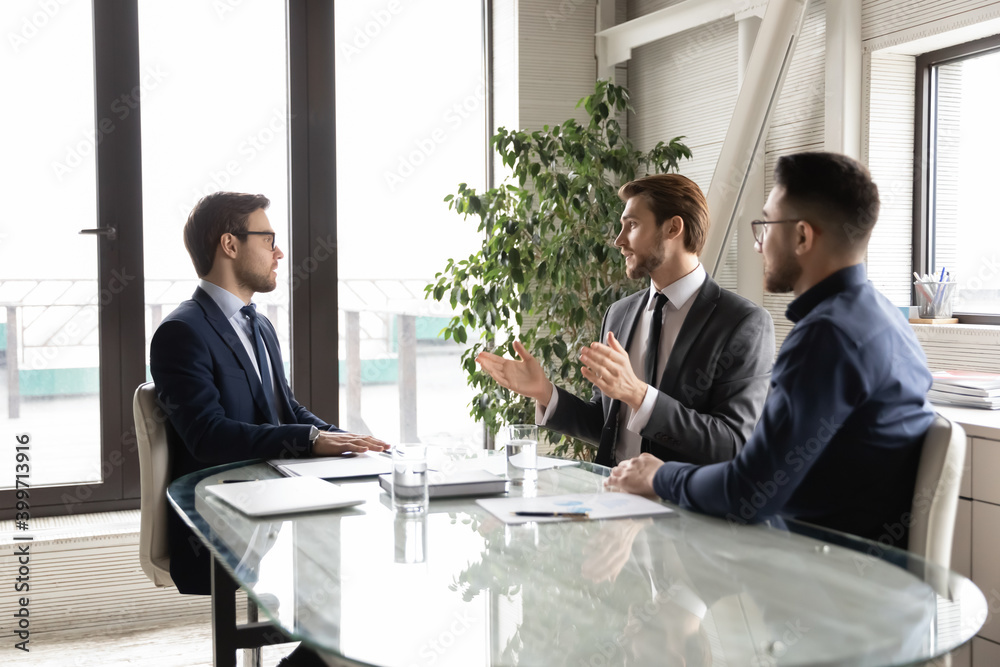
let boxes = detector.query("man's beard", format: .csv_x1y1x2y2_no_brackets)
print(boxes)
235,261,277,294
628,252,664,280
764,252,801,294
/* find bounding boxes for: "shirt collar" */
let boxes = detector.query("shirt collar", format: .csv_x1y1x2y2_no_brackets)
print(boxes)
198,279,250,320
647,263,707,311
786,263,868,323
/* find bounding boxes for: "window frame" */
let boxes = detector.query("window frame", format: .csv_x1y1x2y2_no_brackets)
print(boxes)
913,33,1000,325
0,0,338,519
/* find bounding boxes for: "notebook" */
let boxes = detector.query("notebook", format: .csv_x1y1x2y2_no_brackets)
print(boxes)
206,476,366,517
268,451,393,479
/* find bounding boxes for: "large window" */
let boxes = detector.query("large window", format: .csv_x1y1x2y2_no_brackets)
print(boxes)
334,1,486,447
1,0,101,490
915,34,1000,322
138,0,292,372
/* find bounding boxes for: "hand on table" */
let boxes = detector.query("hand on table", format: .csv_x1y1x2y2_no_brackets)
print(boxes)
312,432,389,457
475,340,552,403
606,453,665,498
580,332,648,411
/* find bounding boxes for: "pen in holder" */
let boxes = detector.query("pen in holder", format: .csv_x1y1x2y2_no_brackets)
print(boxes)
912,280,958,322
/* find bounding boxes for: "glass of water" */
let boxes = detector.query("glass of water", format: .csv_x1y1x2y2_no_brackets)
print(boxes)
392,443,428,513
506,424,538,485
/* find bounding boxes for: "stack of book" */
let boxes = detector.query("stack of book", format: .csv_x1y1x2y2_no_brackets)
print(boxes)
928,370,1000,410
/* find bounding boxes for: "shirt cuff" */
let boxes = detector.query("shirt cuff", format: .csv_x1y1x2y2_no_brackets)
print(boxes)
626,384,658,434
536,383,559,425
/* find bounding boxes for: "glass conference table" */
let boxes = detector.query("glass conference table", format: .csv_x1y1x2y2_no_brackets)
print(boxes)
168,451,987,667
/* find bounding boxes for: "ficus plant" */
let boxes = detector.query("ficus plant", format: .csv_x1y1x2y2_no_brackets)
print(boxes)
425,80,692,459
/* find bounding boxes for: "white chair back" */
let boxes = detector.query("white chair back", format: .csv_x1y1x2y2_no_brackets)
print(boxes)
909,413,966,571
134,381,174,587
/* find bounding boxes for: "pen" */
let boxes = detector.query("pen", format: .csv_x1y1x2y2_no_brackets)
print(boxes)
512,511,590,519
219,479,259,484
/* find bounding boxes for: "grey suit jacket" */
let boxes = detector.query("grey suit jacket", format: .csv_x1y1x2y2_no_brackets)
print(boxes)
545,276,774,466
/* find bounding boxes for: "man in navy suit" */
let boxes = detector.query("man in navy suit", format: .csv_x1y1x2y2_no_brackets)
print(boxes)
151,192,385,666
609,153,935,548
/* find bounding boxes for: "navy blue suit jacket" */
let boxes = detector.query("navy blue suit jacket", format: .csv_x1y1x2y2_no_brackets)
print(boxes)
150,287,342,594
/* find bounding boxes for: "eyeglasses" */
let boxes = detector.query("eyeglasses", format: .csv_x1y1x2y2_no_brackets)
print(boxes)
234,231,276,250
750,219,800,245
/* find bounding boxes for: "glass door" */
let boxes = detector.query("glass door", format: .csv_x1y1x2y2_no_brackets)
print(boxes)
0,1,103,491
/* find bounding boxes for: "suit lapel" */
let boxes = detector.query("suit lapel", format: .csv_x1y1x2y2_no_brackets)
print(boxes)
601,291,647,446
616,291,647,351
192,288,275,422
659,276,719,399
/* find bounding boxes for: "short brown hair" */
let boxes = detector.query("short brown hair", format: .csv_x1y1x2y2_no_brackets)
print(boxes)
183,192,270,277
618,174,710,255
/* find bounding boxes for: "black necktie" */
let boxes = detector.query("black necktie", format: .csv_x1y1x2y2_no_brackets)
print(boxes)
240,304,280,425
644,292,669,388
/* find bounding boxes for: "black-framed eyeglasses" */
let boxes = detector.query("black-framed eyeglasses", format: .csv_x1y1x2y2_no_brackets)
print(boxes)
750,219,800,245
233,231,276,250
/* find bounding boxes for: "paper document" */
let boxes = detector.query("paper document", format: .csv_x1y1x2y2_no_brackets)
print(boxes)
477,492,673,524
269,451,392,479
206,476,365,517
478,455,580,477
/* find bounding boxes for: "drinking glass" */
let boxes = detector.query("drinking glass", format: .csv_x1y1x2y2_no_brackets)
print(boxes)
505,424,538,485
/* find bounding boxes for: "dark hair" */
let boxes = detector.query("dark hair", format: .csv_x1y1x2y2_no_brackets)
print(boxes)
773,152,880,249
183,192,270,277
618,174,710,255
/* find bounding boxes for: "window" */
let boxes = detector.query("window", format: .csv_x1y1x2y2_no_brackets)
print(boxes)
915,34,1000,323
334,0,486,447
138,0,292,375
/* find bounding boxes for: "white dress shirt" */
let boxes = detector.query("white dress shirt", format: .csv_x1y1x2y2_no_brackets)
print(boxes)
537,264,707,463
198,279,283,423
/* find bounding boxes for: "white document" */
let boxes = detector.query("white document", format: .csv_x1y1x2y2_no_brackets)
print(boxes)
477,492,673,524
268,451,393,479
477,455,580,477
206,476,365,517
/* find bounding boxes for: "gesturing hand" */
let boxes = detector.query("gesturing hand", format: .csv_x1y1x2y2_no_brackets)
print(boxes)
312,432,389,457
579,331,649,410
475,340,552,403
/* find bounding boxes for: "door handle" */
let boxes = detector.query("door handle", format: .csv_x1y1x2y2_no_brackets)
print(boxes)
79,227,117,241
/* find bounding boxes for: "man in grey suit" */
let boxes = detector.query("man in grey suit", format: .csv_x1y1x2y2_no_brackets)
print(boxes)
477,173,774,466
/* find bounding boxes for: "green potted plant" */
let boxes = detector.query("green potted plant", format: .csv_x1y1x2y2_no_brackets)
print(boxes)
426,80,691,459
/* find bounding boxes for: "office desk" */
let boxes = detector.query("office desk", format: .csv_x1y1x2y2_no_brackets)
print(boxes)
169,456,986,667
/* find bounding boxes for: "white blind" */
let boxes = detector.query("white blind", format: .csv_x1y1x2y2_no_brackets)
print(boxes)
518,0,597,131
865,51,915,306
762,0,827,349
863,0,1000,44
626,0,740,288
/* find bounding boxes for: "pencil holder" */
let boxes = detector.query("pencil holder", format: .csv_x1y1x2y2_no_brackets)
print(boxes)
913,280,958,320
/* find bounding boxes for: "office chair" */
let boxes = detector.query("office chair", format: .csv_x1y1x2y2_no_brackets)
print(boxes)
135,381,174,588
134,382,270,667
908,413,967,571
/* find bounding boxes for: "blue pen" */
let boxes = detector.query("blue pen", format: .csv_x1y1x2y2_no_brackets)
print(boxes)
938,266,947,282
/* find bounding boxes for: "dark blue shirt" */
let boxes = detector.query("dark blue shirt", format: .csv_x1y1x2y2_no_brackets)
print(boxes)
653,264,935,545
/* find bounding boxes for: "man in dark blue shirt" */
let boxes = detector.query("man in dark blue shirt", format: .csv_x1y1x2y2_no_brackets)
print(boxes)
609,152,935,547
